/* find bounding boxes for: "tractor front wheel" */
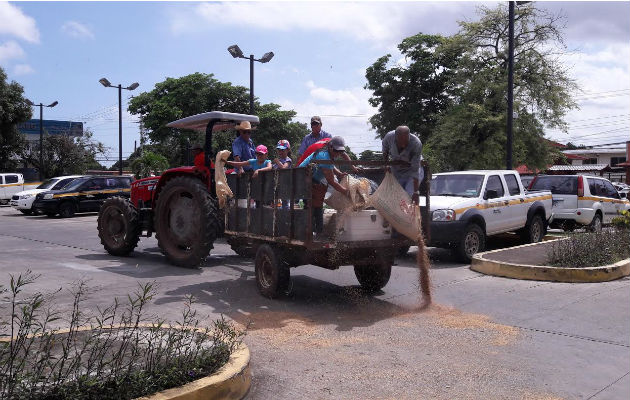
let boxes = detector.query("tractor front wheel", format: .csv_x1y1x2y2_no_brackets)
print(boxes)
154,176,219,268
98,196,141,256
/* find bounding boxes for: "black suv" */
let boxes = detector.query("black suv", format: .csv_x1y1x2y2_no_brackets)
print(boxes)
32,175,133,218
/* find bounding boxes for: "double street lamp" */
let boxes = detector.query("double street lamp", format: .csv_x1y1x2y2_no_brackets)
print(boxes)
227,45,274,115
99,78,139,175
26,99,58,180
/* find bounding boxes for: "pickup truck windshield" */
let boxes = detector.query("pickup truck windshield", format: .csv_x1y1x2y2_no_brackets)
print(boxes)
530,176,577,195
37,179,58,189
431,174,484,197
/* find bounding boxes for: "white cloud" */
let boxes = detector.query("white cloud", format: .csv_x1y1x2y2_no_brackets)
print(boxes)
0,2,40,43
170,2,473,48
0,40,25,63
278,80,380,153
62,21,95,40
13,63,34,75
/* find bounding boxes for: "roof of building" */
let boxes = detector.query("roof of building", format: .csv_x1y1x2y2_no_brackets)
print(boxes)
562,148,627,155
547,164,612,172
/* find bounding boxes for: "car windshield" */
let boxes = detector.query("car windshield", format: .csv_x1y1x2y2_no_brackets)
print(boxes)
530,176,577,195
61,178,90,191
36,179,59,189
430,174,484,197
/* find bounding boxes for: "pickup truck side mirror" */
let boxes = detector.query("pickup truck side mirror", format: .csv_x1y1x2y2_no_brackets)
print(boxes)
484,189,499,200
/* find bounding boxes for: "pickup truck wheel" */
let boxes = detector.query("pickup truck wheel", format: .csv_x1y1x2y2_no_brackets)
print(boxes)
255,244,290,299
455,224,485,263
45,212,56,217
521,214,545,243
58,202,76,218
587,213,602,232
354,262,392,292
19,210,33,215
98,197,140,256
397,245,411,257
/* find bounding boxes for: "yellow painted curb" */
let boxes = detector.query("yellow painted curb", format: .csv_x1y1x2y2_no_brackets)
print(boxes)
0,325,251,400
136,343,251,400
471,240,630,283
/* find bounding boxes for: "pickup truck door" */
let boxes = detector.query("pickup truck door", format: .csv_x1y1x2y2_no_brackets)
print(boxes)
503,173,527,229
482,175,510,234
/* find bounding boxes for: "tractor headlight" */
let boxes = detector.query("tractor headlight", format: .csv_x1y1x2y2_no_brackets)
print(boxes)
432,209,456,222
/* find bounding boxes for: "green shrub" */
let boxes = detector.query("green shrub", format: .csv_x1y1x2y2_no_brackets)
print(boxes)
611,210,630,231
547,229,630,268
0,272,244,400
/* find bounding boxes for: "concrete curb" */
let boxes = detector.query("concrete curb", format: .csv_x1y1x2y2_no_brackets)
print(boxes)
138,343,251,400
471,240,630,283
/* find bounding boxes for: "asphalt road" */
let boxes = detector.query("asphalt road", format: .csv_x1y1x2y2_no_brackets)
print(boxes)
0,205,628,399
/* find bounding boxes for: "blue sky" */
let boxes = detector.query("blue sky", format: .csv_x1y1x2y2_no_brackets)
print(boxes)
1,1,629,166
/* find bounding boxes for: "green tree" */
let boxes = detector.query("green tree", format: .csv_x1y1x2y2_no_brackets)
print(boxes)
366,4,578,172
359,150,382,161
22,130,106,178
0,67,31,171
128,73,308,166
130,150,169,178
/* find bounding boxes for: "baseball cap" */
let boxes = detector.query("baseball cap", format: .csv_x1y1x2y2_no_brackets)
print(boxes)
255,144,268,154
329,136,346,151
310,116,322,125
276,140,290,150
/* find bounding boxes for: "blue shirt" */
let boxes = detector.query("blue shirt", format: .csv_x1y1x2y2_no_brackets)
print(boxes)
232,136,256,170
247,159,271,171
273,157,292,170
298,130,333,156
298,149,333,183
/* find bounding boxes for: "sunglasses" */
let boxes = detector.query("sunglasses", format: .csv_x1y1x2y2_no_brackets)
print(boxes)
310,122,320,126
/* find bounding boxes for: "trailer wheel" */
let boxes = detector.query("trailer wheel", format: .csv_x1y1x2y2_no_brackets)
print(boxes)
255,244,290,299
455,223,485,263
354,262,392,292
98,196,140,256
154,176,219,268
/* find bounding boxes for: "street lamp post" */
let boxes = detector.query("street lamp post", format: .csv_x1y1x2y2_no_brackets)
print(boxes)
26,99,58,180
227,45,274,115
99,78,139,175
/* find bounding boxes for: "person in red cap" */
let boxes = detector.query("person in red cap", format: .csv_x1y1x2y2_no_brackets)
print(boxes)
225,144,272,178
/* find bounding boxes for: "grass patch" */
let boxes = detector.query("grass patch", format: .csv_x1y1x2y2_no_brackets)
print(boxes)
0,272,244,400
547,229,630,268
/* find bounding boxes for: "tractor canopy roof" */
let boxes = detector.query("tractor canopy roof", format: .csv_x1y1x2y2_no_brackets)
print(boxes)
166,111,259,132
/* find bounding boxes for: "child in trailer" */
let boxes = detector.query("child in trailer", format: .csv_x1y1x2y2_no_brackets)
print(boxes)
273,140,293,209
225,145,273,208
226,144,273,178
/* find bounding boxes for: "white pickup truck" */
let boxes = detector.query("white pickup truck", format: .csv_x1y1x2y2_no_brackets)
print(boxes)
0,173,29,205
425,170,552,262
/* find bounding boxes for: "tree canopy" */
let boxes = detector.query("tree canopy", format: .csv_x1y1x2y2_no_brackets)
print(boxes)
365,4,577,172
128,73,308,166
0,67,31,171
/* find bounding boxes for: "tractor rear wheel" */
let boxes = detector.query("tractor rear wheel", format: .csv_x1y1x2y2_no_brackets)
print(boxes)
98,196,140,256
154,176,219,268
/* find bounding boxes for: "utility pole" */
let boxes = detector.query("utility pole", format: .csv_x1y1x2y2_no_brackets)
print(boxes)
506,1,515,170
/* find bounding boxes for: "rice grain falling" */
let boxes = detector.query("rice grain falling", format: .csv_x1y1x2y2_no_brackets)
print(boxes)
416,233,432,307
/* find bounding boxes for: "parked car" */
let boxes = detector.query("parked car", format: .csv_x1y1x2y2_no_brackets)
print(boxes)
613,182,629,198
1,173,27,204
425,170,552,262
32,175,133,218
529,174,630,231
10,175,84,215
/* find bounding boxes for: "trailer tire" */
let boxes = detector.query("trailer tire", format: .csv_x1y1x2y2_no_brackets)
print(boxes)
255,244,290,299
455,223,485,263
354,262,392,292
154,176,219,268
98,197,140,256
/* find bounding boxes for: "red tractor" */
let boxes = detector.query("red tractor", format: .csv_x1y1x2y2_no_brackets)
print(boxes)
97,111,259,267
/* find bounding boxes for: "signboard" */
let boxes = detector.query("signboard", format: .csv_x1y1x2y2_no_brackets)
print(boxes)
18,119,83,137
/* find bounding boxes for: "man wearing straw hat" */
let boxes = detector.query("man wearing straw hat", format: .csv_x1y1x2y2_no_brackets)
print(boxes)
232,121,256,174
